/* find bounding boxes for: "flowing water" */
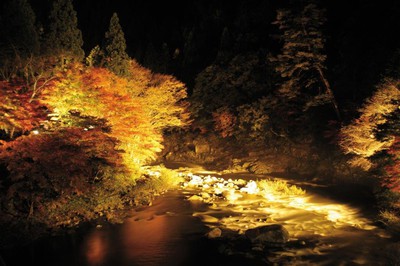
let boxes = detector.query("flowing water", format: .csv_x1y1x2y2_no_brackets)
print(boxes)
1,163,399,266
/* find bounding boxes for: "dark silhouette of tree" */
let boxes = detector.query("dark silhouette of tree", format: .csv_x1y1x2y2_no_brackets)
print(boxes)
160,42,170,73
0,0,39,57
216,27,233,63
104,12,130,76
143,42,158,72
44,0,84,62
271,2,340,120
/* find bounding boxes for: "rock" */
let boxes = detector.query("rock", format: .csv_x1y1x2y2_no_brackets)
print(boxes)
200,192,211,199
245,224,289,247
195,143,210,154
188,195,203,201
206,227,222,238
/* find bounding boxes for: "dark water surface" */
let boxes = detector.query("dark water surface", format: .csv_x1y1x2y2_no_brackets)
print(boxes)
1,191,212,266
1,164,399,266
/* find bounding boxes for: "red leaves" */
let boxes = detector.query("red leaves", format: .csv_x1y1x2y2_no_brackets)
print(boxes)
0,81,47,137
383,137,400,193
212,107,237,138
0,128,125,214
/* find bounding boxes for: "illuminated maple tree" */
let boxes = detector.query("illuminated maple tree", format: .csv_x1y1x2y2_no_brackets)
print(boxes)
0,81,46,139
340,79,400,170
42,60,189,166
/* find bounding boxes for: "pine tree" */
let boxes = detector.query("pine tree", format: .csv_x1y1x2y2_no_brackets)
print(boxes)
160,42,170,73
143,42,158,71
104,12,130,76
271,2,340,120
216,27,233,63
45,0,84,62
0,0,39,57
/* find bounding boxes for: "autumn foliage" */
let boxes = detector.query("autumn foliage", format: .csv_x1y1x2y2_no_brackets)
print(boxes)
0,81,47,138
42,61,189,165
339,79,400,219
340,80,400,170
384,137,400,193
212,107,237,138
0,59,189,227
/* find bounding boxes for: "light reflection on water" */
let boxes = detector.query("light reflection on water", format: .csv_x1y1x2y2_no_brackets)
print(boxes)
179,170,397,265
3,165,397,266
79,168,397,266
81,191,212,266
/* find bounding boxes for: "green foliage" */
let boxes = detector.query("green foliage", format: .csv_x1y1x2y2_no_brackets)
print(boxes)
44,0,84,62
104,13,130,76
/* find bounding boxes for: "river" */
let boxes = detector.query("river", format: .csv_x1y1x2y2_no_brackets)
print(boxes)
1,163,399,265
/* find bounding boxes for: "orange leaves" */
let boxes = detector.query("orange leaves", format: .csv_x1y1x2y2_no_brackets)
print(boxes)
0,81,47,138
383,137,400,193
42,60,189,165
212,107,237,138
0,128,125,211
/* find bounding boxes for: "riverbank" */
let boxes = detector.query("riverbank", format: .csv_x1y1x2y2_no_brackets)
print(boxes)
0,165,182,250
3,165,399,266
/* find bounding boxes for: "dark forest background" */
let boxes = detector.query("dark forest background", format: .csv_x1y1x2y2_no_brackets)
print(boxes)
1,0,400,240
26,0,400,104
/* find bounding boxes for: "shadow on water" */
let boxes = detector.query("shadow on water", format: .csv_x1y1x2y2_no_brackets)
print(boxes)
0,190,264,266
1,162,399,266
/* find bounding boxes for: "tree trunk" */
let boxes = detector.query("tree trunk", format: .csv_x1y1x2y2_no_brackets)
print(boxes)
316,66,341,121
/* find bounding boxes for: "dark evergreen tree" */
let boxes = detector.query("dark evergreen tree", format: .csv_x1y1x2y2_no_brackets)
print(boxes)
45,0,84,61
271,2,340,120
0,0,39,57
216,27,233,63
182,29,197,68
143,42,158,72
104,12,130,76
160,42,170,73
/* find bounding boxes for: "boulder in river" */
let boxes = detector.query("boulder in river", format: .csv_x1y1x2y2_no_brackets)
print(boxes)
245,224,289,247
206,227,222,238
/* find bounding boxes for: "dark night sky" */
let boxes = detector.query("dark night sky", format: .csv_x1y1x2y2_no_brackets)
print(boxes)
26,0,400,100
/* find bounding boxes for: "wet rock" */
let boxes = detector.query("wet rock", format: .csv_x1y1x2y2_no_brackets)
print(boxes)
207,227,222,238
200,192,211,199
245,224,289,247
194,143,210,154
188,195,203,201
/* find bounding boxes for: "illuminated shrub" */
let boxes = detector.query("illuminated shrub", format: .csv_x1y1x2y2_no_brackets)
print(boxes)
383,137,400,193
0,81,47,139
0,128,130,223
339,79,400,170
212,107,237,138
43,61,189,165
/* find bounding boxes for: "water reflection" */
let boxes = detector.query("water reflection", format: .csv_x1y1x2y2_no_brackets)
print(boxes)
84,231,108,266
82,191,209,266
2,166,398,266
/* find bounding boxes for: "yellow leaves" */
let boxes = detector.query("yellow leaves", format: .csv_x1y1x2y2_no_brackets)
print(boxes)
0,81,46,137
42,60,190,166
340,79,400,169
